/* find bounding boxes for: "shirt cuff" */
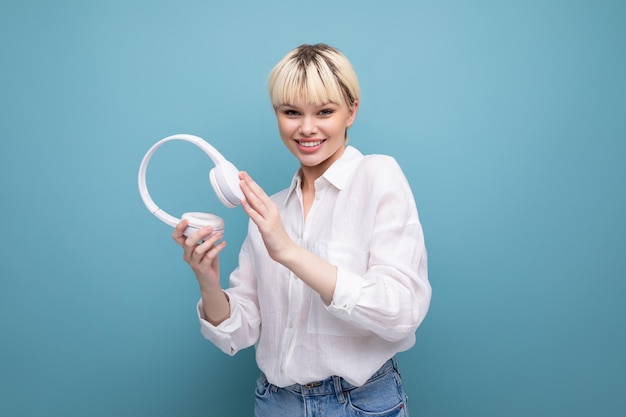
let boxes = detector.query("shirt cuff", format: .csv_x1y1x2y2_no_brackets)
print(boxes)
326,268,364,320
196,297,240,355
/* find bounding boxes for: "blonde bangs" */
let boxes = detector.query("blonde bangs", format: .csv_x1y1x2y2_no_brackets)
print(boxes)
270,58,346,107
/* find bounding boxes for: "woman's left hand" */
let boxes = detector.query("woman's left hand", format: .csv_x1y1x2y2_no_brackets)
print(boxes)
239,171,296,263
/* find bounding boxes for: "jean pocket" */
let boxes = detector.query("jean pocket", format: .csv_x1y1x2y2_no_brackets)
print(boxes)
254,374,272,399
346,370,407,416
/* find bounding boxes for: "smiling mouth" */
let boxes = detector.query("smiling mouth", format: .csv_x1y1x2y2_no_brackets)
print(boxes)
296,139,325,147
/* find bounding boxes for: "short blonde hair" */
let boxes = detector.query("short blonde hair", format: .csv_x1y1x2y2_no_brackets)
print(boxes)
268,44,360,109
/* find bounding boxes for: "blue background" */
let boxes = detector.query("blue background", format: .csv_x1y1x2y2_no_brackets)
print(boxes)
1,1,624,416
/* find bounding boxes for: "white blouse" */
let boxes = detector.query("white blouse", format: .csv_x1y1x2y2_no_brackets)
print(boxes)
197,146,431,387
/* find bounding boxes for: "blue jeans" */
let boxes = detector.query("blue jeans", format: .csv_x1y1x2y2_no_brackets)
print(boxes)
254,358,409,417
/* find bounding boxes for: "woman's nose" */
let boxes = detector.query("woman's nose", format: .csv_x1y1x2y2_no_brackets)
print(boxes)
299,115,317,136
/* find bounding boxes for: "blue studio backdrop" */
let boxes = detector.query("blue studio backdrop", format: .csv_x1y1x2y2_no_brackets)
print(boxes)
1,1,624,416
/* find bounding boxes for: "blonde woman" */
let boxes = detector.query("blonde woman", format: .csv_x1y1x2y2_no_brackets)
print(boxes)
173,43,431,417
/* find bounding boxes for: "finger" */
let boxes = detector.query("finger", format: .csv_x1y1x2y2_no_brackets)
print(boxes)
190,232,225,265
239,179,257,203
184,226,218,248
183,228,219,258
195,239,227,265
240,197,263,223
181,226,215,262
172,219,189,244
240,171,269,200
240,178,268,215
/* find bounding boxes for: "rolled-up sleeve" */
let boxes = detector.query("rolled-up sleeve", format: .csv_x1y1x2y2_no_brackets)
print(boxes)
328,223,430,342
326,157,431,342
196,236,262,355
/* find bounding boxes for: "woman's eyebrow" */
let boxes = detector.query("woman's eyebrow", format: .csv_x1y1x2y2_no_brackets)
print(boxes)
277,100,338,110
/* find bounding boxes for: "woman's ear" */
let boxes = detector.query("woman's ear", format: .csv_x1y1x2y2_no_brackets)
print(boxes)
346,99,359,128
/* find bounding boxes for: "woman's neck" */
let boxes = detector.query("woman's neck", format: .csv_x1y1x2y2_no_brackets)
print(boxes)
299,144,346,187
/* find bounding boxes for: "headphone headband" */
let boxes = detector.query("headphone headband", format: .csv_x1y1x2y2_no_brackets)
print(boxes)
138,134,243,236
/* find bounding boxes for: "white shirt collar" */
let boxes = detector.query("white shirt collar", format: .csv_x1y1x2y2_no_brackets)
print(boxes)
284,146,364,204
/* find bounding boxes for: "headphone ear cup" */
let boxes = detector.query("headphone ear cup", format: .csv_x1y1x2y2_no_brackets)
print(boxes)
181,212,224,237
210,169,236,208
209,163,244,208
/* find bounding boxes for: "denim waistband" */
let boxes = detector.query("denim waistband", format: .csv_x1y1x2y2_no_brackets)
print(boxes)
279,357,397,397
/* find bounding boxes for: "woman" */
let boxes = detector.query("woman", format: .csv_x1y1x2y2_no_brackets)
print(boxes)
173,43,431,417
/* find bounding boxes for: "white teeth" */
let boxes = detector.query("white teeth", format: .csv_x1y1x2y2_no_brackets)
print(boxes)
299,140,323,147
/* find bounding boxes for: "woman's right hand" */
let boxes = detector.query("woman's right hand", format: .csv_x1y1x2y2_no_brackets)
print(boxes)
172,219,227,291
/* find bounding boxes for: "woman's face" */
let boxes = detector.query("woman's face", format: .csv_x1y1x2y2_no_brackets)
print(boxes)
274,97,359,179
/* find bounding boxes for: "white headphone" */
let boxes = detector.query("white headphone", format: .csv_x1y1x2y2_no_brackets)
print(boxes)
138,134,244,237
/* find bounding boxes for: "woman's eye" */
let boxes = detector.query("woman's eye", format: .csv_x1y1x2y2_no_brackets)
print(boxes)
319,109,334,116
284,109,299,116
